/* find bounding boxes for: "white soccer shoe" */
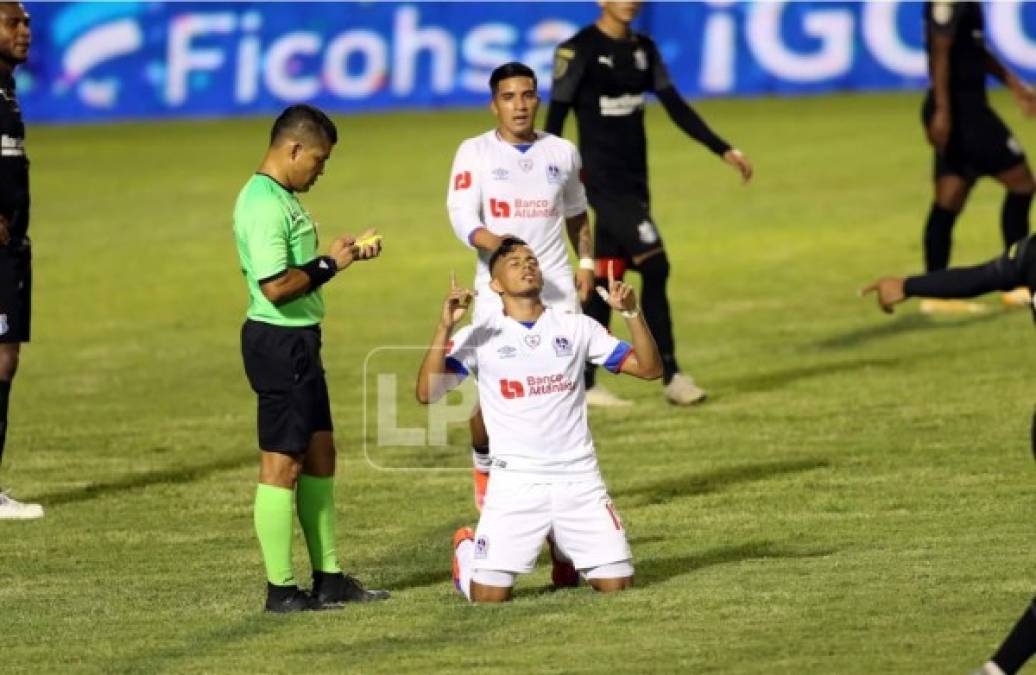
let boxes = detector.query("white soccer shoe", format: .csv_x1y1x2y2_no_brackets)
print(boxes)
972,662,1007,675
1002,286,1031,308
919,298,988,315
585,384,633,408
664,373,708,406
0,491,44,520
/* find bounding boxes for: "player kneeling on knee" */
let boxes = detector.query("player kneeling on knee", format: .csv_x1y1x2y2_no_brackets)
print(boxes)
417,237,662,602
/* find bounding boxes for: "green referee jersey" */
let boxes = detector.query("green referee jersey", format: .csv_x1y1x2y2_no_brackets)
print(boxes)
233,173,325,327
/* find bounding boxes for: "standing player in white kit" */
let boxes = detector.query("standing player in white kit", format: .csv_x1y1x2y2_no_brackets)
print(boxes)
445,63,594,524
415,238,662,602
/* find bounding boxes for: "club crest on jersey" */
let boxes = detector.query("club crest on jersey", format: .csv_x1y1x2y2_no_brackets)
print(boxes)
491,168,510,181
475,535,489,559
553,336,572,356
524,334,541,349
637,220,660,245
546,164,562,184
518,157,534,173
497,345,517,359
0,314,7,336
634,48,648,71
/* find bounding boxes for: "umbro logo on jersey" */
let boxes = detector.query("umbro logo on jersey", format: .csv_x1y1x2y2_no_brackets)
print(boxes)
490,199,511,218
453,171,472,190
524,334,541,349
553,336,572,356
500,379,525,399
497,345,517,359
598,55,614,68
546,164,561,184
491,168,509,181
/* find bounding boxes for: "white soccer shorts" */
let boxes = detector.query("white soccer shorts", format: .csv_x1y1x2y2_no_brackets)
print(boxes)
472,273,580,323
471,471,633,574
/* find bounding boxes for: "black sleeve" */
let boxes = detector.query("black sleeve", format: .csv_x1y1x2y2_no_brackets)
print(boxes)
549,41,588,104
655,87,731,156
544,99,571,136
904,254,1021,298
927,2,965,38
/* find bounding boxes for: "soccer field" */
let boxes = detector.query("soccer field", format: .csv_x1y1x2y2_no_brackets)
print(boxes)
4,90,1036,673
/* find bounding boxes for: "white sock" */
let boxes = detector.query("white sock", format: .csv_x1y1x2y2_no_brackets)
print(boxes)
979,662,1007,675
472,449,491,474
455,539,475,602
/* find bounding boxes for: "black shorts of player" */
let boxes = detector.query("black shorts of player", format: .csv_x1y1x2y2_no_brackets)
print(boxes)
922,92,1026,181
0,246,31,344
588,190,665,262
241,319,333,455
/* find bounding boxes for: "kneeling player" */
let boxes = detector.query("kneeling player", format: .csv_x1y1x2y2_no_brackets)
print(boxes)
416,238,662,602
862,237,1036,674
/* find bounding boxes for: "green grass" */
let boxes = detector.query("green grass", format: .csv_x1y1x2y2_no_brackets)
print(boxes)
5,90,1036,673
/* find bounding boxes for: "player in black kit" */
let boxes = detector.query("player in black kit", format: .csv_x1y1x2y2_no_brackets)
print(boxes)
862,238,1036,675
919,1,1036,314
545,1,752,408
0,2,40,520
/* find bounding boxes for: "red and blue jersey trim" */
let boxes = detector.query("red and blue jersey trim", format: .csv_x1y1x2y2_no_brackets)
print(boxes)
603,341,633,374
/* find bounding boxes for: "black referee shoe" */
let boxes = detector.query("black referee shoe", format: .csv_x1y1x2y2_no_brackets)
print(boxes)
312,571,390,607
264,583,319,613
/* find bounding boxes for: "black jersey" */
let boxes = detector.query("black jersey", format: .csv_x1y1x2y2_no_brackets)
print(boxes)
549,25,673,196
924,1,988,100
0,70,28,242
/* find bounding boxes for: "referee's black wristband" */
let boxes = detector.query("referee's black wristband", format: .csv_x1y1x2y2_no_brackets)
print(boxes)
298,256,338,289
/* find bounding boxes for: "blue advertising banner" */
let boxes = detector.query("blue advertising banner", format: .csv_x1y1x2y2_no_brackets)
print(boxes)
15,2,1036,123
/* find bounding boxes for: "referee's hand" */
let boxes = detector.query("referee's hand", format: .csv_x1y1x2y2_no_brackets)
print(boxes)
723,149,753,184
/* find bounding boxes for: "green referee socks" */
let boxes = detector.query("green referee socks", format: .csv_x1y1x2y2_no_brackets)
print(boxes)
254,484,296,586
296,474,341,574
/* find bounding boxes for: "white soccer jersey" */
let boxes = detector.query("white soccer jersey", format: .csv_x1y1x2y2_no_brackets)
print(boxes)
446,130,588,288
445,307,632,479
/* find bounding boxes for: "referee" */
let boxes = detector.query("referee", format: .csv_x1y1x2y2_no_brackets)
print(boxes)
545,1,753,408
919,1,1036,314
0,2,40,520
862,237,1036,675
234,104,388,612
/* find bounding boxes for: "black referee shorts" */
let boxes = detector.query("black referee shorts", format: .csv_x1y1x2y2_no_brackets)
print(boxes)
922,93,1027,181
241,319,333,455
588,190,665,263
0,246,31,344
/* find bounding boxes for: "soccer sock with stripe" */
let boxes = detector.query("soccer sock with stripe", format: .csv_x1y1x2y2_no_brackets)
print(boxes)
254,483,297,586
923,204,959,272
296,474,341,574
991,597,1036,675
1002,191,1033,252
0,380,10,464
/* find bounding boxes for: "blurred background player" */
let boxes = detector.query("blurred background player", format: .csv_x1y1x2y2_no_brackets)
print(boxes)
545,0,753,408
446,63,591,504
861,237,1036,675
919,0,1036,314
0,2,39,520
234,104,388,612
416,239,662,602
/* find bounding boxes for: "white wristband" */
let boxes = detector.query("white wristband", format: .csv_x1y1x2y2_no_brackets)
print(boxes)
620,309,639,319
578,258,595,271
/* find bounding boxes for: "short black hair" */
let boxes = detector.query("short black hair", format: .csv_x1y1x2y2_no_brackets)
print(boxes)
488,236,531,275
269,104,338,146
489,62,537,94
